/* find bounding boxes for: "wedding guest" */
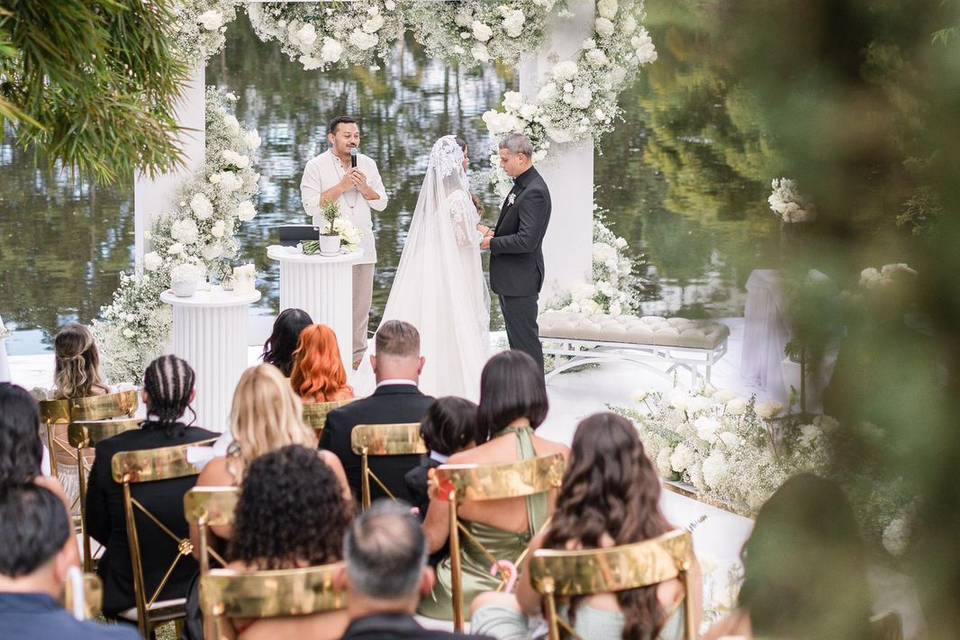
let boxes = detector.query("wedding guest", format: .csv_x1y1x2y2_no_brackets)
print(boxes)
220,445,353,639
418,350,569,621
703,474,874,640
471,412,702,639
193,363,351,554
336,500,491,640
290,323,355,403
0,484,139,640
405,397,478,519
52,323,109,399
322,320,434,504
261,308,313,377
84,355,217,618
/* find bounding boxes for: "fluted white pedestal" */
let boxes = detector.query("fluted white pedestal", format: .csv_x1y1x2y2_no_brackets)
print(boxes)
267,245,361,372
160,287,261,432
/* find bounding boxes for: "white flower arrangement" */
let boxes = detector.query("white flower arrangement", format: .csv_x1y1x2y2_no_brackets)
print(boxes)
481,0,656,180
247,1,403,71
859,262,918,290
169,0,242,66
94,88,261,383
333,216,363,251
768,177,816,223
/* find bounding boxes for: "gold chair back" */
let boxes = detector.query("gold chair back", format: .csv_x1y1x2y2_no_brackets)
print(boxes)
527,529,697,640
200,564,347,640
349,422,427,509
64,572,103,620
183,486,239,575
67,418,142,571
302,399,353,435
433,453,566,631
111,438,215,637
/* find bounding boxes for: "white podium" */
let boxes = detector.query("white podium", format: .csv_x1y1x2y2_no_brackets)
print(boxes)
160,286,261,432
267,245,361,372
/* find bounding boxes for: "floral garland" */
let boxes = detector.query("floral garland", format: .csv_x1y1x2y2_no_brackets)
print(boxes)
169,0,243,66
482,0,656,183
94,88,262,383
247,1,403,71
403,0,563,67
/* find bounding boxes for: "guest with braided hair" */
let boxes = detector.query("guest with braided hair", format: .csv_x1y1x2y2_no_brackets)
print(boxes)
84,355,217,618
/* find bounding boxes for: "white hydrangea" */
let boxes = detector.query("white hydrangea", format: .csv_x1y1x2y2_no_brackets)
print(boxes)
299,55,323,70
694,416,720,443
201,243,224,260
669,443,696,473
190,193,213,220
631,29,658,64
349,29,378,50
701,450,729,489
725,397,748,415
210,220,226,239
223,114,241,135
537,82,558,103
623,14,637,34
237,201,257,222
586,48,609,67
595,17,615,37
221,149,250,169
217,171,243,191
755,400,784,420
294,23,317,53
170,218,199,245
501,9,525,38
655,448,673,477
798,424,822,448
471,43,490,62
597,0,618,19
143,251,163,272
167,242,185,256
363,14,385,33
198,10,224,31
552,60,579,81
503,91,524,112
571,86,593,109
471,20,493,42
717,431,741,449
320,37,344,63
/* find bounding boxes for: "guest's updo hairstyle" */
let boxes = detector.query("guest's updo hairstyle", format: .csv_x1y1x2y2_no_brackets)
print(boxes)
53,323,106,399
261,308,312,377
543,412,670,640
420,397,478,457
142,355,197,434
0,383,44,486
476,350,548,444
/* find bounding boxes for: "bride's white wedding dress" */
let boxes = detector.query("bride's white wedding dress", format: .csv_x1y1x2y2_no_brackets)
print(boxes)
355,135,490,400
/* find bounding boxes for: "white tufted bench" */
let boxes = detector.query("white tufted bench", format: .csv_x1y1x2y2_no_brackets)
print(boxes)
538,311,730,384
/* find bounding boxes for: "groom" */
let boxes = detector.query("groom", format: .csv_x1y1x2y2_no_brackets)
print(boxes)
480,133,551,373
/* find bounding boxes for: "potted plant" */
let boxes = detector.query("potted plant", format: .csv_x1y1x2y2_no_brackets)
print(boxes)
319,200,342,255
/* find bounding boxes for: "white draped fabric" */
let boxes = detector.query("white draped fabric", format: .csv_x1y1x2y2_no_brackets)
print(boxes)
0,314,10,384
740,269,791,403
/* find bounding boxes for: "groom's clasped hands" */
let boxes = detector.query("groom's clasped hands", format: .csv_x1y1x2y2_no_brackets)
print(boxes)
477,223,493,249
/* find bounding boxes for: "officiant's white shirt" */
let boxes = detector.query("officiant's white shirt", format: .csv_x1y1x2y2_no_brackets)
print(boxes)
300,149,388,265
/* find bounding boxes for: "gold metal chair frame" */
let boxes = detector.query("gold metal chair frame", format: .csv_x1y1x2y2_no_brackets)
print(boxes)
67,418,142,571
349,422,427,509
64,572,104,620
183,486,240,575
302,398,354,436
870,611,904,640
433,453,566,631
528,529,697,640
111,438,216,637
200,563,347,640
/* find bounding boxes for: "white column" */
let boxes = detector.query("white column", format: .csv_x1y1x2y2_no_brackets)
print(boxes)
267,246,359,373
519,0,596,302
161,288,261,432
135,66,206,266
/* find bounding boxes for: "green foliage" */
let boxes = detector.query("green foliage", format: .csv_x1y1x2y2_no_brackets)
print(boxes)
321,200,340,235
0,0,189,184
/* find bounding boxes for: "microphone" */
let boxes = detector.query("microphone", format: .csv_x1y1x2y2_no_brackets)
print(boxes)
350,147,358,169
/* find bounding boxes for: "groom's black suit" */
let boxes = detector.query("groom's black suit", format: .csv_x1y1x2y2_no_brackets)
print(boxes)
489,166,551,372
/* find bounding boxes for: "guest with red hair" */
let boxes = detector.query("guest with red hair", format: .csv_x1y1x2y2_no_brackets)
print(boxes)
290,324,355,403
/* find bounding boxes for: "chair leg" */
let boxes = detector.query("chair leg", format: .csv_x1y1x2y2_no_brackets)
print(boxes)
449,498,464,632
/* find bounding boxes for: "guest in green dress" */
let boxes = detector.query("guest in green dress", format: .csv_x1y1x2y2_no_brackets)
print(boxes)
418,351,570,621
470,412,703,640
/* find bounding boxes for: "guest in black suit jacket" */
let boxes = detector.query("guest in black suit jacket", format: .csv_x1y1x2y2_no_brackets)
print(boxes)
480,133,552,373
85,355,216,618
322,320,434,504
336,501,491,640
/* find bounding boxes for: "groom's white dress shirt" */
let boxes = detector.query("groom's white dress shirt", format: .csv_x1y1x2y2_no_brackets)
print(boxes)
300,149,388,265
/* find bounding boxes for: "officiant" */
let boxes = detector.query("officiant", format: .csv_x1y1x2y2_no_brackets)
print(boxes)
301,115,389,369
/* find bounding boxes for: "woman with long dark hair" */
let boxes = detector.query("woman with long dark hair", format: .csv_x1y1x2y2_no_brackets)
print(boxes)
418,350,569,620
471,412,701,639
261,308,313,377
84,355,217,617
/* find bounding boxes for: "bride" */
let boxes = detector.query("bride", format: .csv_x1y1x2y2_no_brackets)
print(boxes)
359,135,490,400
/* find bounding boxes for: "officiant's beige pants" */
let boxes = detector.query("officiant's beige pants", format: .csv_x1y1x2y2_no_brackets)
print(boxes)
353,263,374,367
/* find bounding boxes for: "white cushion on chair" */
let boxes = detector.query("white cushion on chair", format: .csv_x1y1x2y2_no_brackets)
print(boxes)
539,311,729,350
117,598,187,622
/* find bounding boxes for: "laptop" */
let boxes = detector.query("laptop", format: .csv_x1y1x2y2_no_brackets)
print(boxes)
277,224,320,246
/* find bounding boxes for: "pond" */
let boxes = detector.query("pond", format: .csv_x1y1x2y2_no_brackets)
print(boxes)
0,0,779,355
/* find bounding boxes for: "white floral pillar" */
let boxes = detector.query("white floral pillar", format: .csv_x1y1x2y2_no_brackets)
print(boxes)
134,66,207,265
519,0,596,302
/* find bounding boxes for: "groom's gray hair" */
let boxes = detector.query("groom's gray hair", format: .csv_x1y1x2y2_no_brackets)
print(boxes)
499,133,534,158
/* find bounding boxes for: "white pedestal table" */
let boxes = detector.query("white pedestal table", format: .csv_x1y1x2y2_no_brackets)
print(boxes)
160,286,260,432
267,245,361,372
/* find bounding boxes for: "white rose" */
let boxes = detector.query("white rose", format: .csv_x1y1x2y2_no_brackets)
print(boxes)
471,21,493,42
218,171,243,191
669,443,695,473
595,17,615,37
694,416,720,443
519,103,538,120
725,397,748,415
755,400,784,420
655,448,673,477
471,43,490,62
208,173,221,184
503,91,523,112
385,0,396,9
299,55,323,70
799,424,822,448
717,431,741,449
597,0,618,19
223,114,240,135
170,218,199,245
143,251,162,272
611,66,627,86
537,82,558,103
244,130,261,149
701,450,728,489
314,38,342,64
454,10,473,27
296,23,317,52
668,389,690,412
198,10,224,31
363,14,385,33
237,201,257,222
167,242,184,256
632,29,658,64
859,267,882,288
552,60,578,81
349,29,378,50
190,193,213,220
122,328,135,338
586,48,609,67
210,220,226,238
580,299,601,315
201,243,223,260
623,15,637,34
222,150,250,169
501,10,525,38
571,86,593,109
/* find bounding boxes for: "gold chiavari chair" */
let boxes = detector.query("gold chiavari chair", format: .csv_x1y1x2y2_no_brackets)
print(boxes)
528,529,698,640
200,563,347,640
433,453,566,631
64,572,104,620
870,611,904,640
350,423,427,509
183,486,240,575
111,438,216,637
68,418,142,571
302,399,354,437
